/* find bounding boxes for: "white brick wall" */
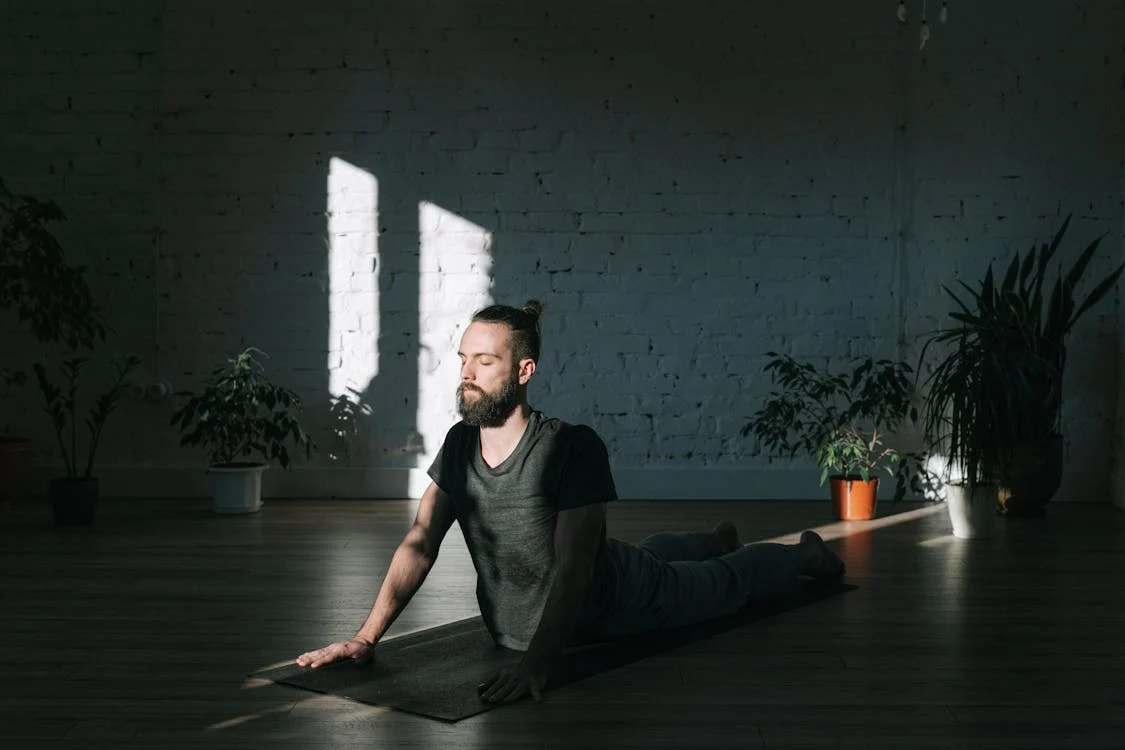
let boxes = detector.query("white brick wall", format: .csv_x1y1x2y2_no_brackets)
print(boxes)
2,1,1123,502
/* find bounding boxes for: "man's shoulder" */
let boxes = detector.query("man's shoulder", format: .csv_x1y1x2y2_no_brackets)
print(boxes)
441,420,475,448
534,412,607,447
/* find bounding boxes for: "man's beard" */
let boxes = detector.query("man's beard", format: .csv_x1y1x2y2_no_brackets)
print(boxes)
457,374,522,428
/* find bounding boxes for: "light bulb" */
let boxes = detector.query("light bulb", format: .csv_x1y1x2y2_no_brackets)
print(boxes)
919,21,931,50
897,1,907,23
940,1,948,23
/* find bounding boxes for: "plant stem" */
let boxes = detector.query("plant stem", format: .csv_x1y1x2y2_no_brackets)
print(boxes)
68,378,77,479
85,411,102,479
51,415,73,478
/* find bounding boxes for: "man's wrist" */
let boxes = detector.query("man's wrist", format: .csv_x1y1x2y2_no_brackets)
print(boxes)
519,650,550,671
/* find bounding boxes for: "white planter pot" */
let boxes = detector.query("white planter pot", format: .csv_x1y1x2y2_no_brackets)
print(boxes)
946,483,996,539
208,463,267,514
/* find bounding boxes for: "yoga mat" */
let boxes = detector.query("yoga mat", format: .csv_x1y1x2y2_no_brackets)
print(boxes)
255,580,857,722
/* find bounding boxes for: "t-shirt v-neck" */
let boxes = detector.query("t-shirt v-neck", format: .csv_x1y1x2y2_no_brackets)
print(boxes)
473,411,539,475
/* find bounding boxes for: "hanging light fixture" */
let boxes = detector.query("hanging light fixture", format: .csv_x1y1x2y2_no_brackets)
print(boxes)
897,0,947,50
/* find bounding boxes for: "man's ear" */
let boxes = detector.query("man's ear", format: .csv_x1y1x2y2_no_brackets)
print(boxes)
518,358,536,385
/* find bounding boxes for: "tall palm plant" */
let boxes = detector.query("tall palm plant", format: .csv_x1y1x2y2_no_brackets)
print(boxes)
920,214,1123,491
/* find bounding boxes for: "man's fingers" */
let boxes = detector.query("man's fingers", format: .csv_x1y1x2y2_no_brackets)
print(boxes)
480,673,512,702
499,681,526,703
297,651,321,668
298,642,372,670
488,677,520,703
530,683,543,703
478,672,501,695
306,647,339,669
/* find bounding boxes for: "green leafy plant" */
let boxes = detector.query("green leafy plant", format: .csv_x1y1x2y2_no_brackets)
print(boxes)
0,179,105,357
170,348,314,469
917,331,1017,488
742,353,923,502
1,179,107,429
918,213,1124,486
33,355,141,479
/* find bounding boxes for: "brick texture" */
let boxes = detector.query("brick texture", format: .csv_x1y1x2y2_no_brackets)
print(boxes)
1,1,1122,500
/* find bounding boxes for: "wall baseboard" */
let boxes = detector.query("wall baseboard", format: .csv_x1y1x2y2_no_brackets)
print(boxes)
23,465,1102,503
25,465,834,501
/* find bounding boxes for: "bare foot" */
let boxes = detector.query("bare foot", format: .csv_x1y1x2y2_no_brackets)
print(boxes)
712,520,741,554
798,530,845,579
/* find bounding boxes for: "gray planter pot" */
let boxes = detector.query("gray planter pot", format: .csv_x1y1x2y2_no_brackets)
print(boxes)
946,483,996,539
208,463,267,514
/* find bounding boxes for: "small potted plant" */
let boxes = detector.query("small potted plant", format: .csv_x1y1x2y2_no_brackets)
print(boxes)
170,347,314,514
742,353,922,520
34,354,141,525
1,178,105,506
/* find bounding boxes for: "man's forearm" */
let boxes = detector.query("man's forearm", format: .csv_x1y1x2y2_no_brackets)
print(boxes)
521,560,596,668
355,540,434,644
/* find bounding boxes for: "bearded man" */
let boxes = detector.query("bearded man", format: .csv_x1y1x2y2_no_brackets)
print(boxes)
298,300,844,704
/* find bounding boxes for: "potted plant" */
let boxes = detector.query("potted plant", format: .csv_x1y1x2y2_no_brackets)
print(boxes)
916,322,1028,538
170,347,314,514
0,178,106,506
924,214,1124,519
33,354,141,525
742,353,922,521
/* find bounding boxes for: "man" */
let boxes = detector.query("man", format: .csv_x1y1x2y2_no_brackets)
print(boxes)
297,300,845,704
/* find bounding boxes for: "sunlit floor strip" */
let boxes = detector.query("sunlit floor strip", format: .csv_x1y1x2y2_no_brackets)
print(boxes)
760,503,947,544
918,533,960,547
206,704,292,731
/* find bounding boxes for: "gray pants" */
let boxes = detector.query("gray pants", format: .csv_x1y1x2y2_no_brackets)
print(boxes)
591,531,803,637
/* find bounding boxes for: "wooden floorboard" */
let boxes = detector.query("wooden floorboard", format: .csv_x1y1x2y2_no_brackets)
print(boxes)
1,496,1123,749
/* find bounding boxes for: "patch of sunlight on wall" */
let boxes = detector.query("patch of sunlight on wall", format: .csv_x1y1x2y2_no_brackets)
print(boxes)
327,157,379,398
416,201,494,472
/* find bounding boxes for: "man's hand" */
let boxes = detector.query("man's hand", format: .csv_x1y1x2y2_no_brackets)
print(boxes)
477,659,547,704
296,638,374,669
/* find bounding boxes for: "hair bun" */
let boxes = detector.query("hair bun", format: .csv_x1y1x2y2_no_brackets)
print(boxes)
522,299,544,320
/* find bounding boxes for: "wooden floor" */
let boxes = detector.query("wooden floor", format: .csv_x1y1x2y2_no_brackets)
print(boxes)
1,496,1123,749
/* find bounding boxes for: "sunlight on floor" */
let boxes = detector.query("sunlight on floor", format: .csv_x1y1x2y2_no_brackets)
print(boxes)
327,156,379,399
206,704,292,732
290,694,395,718
415,200,493,490
761,503,947,544
918,532,960,547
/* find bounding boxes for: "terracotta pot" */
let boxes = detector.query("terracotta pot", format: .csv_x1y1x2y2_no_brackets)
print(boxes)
830,476,879,521
998,435,1064,518
0,437,32,505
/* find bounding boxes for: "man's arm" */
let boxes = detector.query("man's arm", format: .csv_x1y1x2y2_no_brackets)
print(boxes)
521,501,607,668
354,481,457,644
298,481,455,667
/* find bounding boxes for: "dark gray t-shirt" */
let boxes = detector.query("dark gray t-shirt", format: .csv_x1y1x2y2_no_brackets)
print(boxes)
426,410,619,650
